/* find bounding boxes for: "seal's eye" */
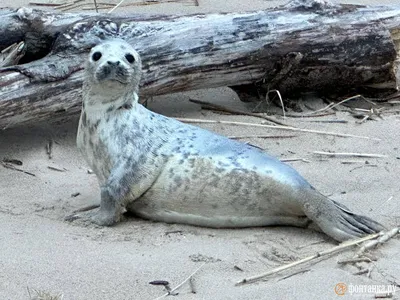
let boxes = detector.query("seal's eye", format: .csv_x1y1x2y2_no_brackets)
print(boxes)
92,52,102,61
125,54,135,64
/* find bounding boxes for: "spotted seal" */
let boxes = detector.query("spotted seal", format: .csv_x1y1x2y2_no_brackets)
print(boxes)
73,39,383,242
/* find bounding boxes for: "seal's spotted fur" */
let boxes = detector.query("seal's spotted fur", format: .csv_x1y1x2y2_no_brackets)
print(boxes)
75,39,383,242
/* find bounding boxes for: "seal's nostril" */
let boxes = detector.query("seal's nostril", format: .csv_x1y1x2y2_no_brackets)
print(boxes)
107,61,120,65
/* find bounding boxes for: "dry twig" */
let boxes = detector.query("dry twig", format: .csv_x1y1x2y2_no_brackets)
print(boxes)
46,139,53,159
236,233,381,285
280,158,310,163
277,269,311,281
228,135,296,140
337,257,374,265
47,165,66,172
0,41,25,67
355,227,399,257
306,94,364,115
1,161,36,177
353,268,369,275
71,204,99,214
93,0,98,12
56,0,84,11
313,151,387,158
153,263,206,300
174,118,379,140
284,112,336,118
189,98,288,126
2,158,23,165
306,120,348,123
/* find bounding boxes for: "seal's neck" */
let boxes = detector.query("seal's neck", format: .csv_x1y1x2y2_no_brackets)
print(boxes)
82,82,139,116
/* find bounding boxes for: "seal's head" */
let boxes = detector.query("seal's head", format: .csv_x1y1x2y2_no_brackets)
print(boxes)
83,39,142,107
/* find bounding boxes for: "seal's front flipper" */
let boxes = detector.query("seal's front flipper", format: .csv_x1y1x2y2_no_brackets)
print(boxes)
89,161,137,226
303,192,385,242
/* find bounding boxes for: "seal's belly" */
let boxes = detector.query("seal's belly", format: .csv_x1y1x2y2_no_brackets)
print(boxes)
127,156,306,227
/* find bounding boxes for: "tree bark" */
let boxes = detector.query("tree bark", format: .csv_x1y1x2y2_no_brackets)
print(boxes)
1,1,400,128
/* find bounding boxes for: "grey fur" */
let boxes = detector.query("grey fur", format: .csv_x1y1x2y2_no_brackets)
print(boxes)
73,39,384,242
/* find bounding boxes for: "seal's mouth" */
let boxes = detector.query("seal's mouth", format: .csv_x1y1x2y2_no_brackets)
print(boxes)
95,64,130,85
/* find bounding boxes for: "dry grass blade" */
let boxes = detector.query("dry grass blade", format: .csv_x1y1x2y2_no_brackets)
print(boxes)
236,233,381,286
108,0,124,13
56,0,84,10
266,89,285,118
27,287,63,300
306,94,363,115
189,98,288,126
174,118,379,140
313,151,387,158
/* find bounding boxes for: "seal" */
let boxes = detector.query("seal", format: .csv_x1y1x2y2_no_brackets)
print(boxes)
73,38,384,242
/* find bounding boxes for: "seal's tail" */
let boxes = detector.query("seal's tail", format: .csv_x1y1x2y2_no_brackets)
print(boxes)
303,191,385,242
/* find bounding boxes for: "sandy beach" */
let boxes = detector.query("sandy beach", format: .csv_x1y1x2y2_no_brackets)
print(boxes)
1,1,399,299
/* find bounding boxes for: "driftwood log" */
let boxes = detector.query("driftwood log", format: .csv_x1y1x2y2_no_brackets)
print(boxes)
1,1,400,128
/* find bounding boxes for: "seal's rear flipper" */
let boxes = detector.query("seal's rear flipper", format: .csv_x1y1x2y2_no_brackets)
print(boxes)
303,192,385,242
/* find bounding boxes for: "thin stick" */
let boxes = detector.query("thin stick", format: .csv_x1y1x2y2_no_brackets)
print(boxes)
353,269,369,275
296,240,325,250
46,139,53,159
174,118,379,140
108,0,125,13
189,98,288,126
153,263,206,300
228,135,296,139
341,160,366,164
236,233,380,286
47,166,66,172
284,112,336,118
337,257,373,265
93,0,98,12
56,0,83,9
59,2,110,11
313,151,387,158
72,204,99,213
277,269,311,281
280,158,311,163
354,227,399,257
1,162,36,177
374,196,394,214
306,120,348,124
189,277,197,294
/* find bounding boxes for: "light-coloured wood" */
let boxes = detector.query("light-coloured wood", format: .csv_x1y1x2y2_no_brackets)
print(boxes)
1,1,400,127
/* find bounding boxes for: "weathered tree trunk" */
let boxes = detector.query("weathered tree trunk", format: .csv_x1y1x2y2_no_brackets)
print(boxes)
1,1,400,128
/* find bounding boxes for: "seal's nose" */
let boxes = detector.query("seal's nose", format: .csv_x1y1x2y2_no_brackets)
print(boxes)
107,60,120,66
